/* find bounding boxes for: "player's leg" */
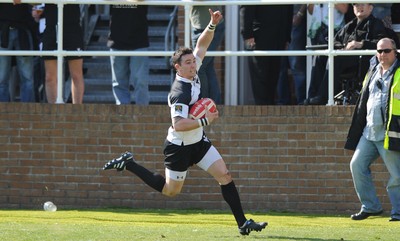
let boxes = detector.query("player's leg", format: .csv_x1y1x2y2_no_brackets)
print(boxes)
103,150,187,197
162,168,186,197
103,152,166,193
197,146,267,235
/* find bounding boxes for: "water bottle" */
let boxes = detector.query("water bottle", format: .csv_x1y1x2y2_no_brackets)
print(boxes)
43,201,57,212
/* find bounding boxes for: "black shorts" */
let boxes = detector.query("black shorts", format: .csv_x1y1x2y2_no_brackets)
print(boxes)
163,135,212,172
42,25,84,60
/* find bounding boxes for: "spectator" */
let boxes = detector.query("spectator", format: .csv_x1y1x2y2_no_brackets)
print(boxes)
346,38,400,222
372,3,392,27
306,3,387,105
0,2,37,102
190,5,224,104
277,4,307,105
392,4,400,25
307,4,349,46
32,4,45,102
42,4,84,104
304,3,349,105
240,5,293,105
108,4,149,105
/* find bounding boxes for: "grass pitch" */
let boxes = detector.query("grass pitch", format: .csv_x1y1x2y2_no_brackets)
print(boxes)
0,208,398,240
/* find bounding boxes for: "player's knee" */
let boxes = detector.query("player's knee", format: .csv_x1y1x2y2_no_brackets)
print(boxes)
163,189,181,197
217,170,232,185
162,186,182,197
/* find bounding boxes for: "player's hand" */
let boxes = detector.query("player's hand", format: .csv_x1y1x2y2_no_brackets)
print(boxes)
209,9,223,26
205,108,219,124
13,0,21,4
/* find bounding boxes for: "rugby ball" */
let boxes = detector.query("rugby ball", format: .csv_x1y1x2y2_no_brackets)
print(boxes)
189,98,217,119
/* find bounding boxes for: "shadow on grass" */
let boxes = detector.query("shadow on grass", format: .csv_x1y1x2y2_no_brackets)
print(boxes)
267,236,351,241
85,207,235,216
96,208,349,218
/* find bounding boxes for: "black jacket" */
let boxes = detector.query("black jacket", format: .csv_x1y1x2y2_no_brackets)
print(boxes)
344,56,400,150
334,15,386,50
0,3,38,50
108,5,149,50
240,5,292,50
44,4,81,29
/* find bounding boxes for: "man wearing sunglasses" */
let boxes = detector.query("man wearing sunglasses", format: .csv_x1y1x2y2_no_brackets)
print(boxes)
345,38,400,222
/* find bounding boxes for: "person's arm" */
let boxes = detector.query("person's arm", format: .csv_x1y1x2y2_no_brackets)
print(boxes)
293,4,307,26
285,5,294,44
240,5,256,50
172,108,219,132
13,0,38,6
193,9,223,61
307,4,314,15
333,27,345,49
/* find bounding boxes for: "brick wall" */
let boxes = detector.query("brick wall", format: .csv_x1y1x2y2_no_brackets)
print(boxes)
0,103,391,214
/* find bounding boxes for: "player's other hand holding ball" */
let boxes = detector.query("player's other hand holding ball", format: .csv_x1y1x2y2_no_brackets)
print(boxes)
205,107,219,124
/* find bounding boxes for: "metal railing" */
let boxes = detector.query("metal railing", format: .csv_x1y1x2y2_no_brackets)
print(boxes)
0,0,386,105
164,6,179,81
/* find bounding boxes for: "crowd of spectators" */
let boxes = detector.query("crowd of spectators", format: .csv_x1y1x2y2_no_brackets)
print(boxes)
1,3,399,105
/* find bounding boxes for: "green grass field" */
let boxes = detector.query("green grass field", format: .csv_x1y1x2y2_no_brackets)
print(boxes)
0,208,398,241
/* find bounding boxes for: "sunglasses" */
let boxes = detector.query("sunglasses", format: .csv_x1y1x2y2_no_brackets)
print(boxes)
377,49,393,54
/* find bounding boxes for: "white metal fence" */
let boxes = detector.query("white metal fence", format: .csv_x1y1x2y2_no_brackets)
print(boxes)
0,0,386,105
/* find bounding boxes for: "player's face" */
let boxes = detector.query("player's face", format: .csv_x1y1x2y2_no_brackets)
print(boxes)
176,54,197,79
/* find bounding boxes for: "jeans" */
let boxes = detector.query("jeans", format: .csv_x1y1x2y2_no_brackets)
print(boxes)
350,135,400,219
110,48,149,105
191,21,225,104
0,29,34,102
277,16,306,105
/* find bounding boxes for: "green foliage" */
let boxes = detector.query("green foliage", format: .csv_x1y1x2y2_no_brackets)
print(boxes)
0,209,398,240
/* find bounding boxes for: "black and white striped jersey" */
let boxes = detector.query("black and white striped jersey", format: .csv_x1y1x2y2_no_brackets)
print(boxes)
167,55,204,146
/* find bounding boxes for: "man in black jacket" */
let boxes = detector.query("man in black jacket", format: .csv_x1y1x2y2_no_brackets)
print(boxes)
0,2,37,102
307,3,387,105
240,5,293,105
108,4,149,105
345,38,400,222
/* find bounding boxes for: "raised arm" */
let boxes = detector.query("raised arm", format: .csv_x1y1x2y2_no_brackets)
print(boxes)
193,9,223,61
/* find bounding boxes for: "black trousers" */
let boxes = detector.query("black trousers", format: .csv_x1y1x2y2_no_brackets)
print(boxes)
248,55,281,105
307,55,328,99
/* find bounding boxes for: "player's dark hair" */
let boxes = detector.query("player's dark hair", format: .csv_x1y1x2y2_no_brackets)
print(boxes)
170,46,193,69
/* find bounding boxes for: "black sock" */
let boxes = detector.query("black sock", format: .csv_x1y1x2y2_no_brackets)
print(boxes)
221,181,247,227
125,161,165,193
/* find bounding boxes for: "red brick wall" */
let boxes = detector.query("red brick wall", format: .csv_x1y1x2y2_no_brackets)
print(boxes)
0,103,391,214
